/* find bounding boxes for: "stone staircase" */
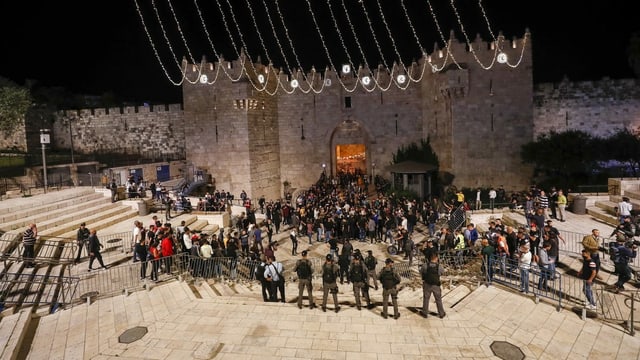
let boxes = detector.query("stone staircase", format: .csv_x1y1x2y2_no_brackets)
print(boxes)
0,274,475,359
587,178,640,227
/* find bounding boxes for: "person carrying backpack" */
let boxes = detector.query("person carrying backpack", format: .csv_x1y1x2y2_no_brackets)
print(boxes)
378,258,401,319
420,252,446,319
348,253,371,310
608,238,638,293
321,254,340,313
294,250,315,309
364,250,379,290
255,254,270,302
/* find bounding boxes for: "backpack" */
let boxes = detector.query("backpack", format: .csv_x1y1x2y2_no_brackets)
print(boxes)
322,264,336,283
364,256,377,270
421,262,441,285
610,243,621,263
296,260,312,279
255,262,266,282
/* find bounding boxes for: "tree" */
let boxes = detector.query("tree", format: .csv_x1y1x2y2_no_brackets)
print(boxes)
0,84,32,135
520,130,599,188
627,31,640,78
392,138,439,166
602,128,640,177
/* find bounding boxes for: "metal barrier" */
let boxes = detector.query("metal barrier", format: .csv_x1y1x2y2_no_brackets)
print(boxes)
0,272,79,313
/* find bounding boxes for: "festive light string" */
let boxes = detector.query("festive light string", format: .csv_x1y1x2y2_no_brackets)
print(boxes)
256,0,308,94
151,0,201,84
134,0,527,94
425,0,462,72
192,0,244,83
273,0,326,94
449,0,498,70
217,0,274,94
324,0,381,93
476,0,529,68
271,0,327,94
336,0,392,92
303,0,359,93
240,0,297,94
133,0,186,85
356,0,389,71
372,0,427,87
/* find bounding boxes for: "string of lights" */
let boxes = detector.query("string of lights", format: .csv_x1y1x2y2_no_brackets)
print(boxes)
133,0,186,86
192,0,245,83
134,0,528,94
337,0,393,92
272,0,327,94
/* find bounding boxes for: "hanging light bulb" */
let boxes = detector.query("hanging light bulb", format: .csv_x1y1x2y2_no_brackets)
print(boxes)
258,74,265,84
199,74,208,84
342,64,351,74
396,75,407,84
361,76,371,86
497,52,508,64
290,79,299,88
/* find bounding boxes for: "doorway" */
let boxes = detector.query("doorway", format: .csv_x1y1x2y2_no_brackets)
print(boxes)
336,144,366,175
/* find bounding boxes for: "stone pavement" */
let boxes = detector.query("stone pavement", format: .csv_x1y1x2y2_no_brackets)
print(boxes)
14,198,640,359
1,187,639,359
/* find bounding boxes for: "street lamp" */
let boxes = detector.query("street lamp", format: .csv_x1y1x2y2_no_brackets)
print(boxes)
40,129,50,193
322,163,326,175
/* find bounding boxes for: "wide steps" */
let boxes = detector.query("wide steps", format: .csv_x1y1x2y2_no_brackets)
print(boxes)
594,199,619,215
187,219,209,232
610,194,640,211
53,208,139,240
586,206,618,227
0,188,96,216
0,192,105,229
39,205,138,238
0,309,33,360
0,196,111,233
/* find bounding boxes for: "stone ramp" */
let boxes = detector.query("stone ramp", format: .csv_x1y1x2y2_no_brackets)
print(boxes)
0,308,33,360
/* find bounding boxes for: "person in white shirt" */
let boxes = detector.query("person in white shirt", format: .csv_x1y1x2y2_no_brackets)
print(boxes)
618,197,633,224
489,188,497,210
264,256,285,302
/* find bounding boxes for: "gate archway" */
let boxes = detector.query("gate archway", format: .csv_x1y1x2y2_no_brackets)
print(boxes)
329,119,372,178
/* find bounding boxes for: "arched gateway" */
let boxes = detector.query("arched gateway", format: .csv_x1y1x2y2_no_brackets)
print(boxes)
329,119,372,177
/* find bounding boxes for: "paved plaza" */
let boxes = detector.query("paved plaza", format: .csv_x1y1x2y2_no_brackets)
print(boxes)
2,189,640,359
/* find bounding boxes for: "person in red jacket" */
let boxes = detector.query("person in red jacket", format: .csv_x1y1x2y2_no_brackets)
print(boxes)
161,232,174,274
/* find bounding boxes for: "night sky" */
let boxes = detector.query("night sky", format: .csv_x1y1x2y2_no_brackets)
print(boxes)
0,0,637,104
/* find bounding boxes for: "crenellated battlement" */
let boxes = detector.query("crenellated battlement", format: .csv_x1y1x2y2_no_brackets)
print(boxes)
535,77,640,102
60,103,183,118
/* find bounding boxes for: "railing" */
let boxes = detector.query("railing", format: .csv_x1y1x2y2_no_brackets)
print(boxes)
0,272,79,312
575,184,614,196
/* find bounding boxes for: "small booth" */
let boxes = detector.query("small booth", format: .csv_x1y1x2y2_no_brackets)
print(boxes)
386,161,437,200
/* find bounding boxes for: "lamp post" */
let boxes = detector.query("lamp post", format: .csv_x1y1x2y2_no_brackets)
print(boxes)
40,129,50,193
322,163,326,175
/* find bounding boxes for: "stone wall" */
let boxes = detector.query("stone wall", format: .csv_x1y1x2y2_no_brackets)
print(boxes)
533,78,640,138
39,35,640,196
53,104,185,156
0,124,26,152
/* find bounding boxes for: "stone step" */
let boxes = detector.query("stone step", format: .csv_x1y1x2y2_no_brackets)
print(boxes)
609,195,640,212
0,187,96,216
39,205,139,238
0,309,33,360
187,219,209,232
594,200,618,215
0,195,110,233
586,206,618,227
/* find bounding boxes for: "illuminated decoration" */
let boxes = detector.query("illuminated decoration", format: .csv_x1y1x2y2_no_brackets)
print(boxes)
133,0,528,94
496,52,508,64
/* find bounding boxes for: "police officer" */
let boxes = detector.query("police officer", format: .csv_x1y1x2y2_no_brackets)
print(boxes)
349,253,371,310
420,252,446,318
321,254,340,312
364,249,379,290
378,258,401,319
294,250,315,309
